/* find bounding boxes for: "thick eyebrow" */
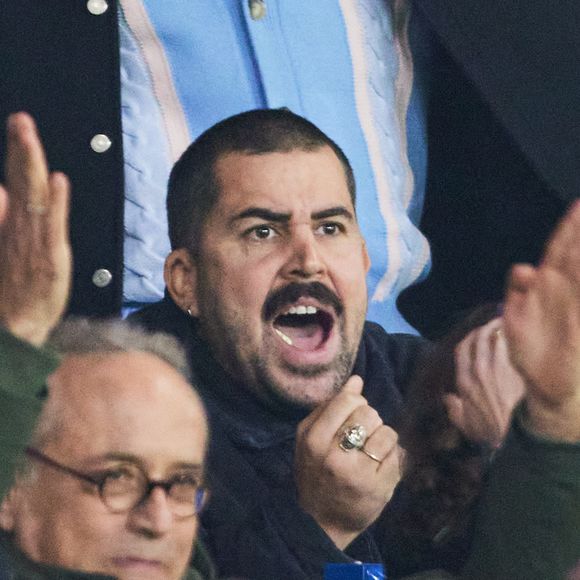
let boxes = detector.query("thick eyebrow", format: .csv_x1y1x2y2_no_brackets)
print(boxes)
231,205,354,226
231,207,290,226
312,206,354,221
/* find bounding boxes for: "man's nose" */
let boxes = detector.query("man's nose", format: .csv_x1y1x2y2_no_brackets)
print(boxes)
127,486,175,537
282,229,326,280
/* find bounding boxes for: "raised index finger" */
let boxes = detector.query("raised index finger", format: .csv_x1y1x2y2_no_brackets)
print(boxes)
5,112,50,210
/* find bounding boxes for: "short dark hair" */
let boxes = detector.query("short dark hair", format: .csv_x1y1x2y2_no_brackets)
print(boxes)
167,108,356,252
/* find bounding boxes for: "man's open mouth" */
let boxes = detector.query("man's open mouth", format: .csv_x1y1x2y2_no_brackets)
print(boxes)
272,304,334,351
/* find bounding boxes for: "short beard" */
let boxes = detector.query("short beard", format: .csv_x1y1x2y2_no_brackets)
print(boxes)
249,347,356,415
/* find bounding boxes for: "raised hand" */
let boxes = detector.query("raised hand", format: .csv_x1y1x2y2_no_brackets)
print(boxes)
445,317,525,447
295,375,401,549
504,200,580,442
0,113,71,346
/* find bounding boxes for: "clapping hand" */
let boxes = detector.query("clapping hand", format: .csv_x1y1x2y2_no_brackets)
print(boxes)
0,113,71,346
504,201,580,442
446,317,525,447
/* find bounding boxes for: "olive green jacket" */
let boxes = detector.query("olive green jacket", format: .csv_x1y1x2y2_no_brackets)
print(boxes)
461,408,580,580
0,327,58,499
398,407,580,580
0,530,214,580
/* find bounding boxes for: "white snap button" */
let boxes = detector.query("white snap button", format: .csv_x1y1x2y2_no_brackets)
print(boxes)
92,269,113,288
90,134,112,153
249,0,266,20
87,0,108,16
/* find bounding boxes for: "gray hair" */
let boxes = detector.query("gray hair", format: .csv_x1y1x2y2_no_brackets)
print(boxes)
23,318,193,455
49,317,191,380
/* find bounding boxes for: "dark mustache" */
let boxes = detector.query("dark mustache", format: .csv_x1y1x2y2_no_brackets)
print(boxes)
263,282,343,321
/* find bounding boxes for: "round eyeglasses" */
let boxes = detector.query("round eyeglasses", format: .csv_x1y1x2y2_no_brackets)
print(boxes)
25,447,207,517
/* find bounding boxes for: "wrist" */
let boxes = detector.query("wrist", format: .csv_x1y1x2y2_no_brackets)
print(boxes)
1,316,50,347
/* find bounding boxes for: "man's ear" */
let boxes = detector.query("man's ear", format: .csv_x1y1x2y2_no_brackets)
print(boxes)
164,248,199,316
362,239,371,274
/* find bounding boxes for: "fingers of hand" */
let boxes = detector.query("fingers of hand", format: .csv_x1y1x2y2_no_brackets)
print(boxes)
452,320,516,444
443,393,465,431
456,318,504,396
6,113,50,210
361,424,399,467
473,319,500,378
46,172,71,248
0,116,71,342
487,317,504,343
333,422,400,501
336,414,399,475
299,376,367,444
504,265,537,352
343,375,364,394
341,405,383,440
375,437,403,500
0,184,7,225
454,330,478,393
508,269,580,401
334,404,382,451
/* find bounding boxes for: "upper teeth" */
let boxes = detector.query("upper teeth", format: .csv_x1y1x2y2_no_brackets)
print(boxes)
284,305,318,315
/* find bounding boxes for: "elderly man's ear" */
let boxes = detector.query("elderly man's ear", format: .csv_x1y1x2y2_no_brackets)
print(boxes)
164,249,199,317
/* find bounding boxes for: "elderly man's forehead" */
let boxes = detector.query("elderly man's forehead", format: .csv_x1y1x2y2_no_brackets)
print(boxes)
44,351,206,437
52,350,188,390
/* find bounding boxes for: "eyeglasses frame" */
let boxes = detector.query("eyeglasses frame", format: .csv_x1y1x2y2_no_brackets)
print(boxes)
24,446,207,516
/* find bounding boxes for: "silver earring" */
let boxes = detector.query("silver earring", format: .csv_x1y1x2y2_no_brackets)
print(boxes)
186,306,193,317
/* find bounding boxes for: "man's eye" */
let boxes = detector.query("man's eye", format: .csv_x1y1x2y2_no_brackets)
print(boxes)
171,473,200,489
102,467,138,486
169,474,202,502
248,225,276,240
317,222,343,236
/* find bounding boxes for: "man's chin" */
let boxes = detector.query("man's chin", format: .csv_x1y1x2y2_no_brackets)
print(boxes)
257,364,346,414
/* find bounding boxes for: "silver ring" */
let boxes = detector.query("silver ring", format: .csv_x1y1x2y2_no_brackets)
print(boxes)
359,447,381,463
26,203,48,216
339,424,367,451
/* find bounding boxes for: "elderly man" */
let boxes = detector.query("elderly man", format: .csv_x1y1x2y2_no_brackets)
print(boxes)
132,108,579,579
0,114,214,580
1,321,212,580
